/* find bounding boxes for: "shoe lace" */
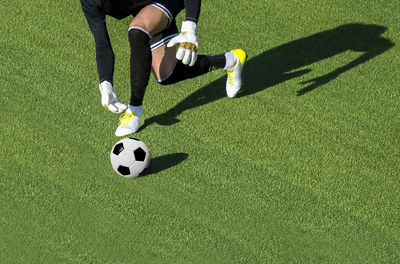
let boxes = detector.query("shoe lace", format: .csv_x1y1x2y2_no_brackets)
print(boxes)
119,112,134,127
227,59,238,85
227,71,233,85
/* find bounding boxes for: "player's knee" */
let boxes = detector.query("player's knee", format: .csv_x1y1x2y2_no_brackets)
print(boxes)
128,27,151,47
129,6,169,36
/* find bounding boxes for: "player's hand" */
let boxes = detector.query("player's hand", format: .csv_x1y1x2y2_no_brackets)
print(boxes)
167,21,198,66
99,81,127,114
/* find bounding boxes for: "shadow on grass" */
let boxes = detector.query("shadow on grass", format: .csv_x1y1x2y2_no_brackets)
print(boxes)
142,152,188,176
144,23,394,128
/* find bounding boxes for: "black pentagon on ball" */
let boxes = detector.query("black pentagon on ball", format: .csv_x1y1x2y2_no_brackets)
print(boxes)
134,147,146,162
117,165,131,176
113,143,124,155
129,137,140,141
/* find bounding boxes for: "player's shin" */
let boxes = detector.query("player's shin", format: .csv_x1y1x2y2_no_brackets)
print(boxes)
114,27,151,136
158,54,226,85
129,27,152,107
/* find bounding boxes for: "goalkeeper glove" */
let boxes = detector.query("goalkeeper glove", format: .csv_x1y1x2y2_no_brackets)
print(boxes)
167,21,198,66
99,81,127,114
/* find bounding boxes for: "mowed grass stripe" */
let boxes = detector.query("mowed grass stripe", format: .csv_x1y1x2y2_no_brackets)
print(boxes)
1,0,400,263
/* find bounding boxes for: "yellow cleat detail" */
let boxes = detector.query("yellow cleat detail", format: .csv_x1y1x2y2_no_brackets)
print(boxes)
226,49,247,98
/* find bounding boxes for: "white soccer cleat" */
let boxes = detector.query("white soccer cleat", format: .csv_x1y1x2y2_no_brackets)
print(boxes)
226,49,247,98
115,109,144,137
99,81,127,114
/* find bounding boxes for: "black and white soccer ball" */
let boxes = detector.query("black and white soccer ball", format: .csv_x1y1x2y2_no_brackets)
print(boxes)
110,138,151,178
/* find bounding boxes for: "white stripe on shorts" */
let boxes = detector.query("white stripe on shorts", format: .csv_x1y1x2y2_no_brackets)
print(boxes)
150,33,179,51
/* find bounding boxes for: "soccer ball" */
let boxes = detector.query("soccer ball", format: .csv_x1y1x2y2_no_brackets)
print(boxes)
110,138,151,178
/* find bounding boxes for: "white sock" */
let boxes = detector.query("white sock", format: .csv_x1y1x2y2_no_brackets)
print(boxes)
223,51,237,70
128,104,143,117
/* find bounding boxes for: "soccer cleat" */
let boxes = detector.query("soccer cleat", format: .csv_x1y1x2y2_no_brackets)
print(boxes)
115,109,144,137
99,81,127,114
226,49,247,98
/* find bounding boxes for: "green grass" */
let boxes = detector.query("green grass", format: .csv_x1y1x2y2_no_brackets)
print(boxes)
1,0,399,263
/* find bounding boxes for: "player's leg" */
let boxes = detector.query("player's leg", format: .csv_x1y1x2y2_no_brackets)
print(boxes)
154,49,230,84
153,45,247,98
146,0,247,95
128,5,169,107
115,5,169,137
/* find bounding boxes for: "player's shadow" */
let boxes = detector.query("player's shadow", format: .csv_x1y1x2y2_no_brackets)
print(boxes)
143,152,188,176
145,23,394,127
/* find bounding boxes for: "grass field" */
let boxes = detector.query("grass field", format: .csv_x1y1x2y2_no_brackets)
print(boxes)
1,0,399,263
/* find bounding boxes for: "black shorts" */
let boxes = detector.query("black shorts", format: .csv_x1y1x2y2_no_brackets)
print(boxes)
148,0,185,50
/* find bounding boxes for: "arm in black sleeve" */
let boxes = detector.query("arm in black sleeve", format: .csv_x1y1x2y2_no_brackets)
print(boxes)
184,0,201,23
93,28,115,83
80,0,114,83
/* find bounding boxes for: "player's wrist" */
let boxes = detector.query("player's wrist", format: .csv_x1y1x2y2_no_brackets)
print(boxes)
100,80,113,87
181,20,197,34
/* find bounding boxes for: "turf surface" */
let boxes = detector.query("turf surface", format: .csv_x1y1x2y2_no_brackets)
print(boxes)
1,0,399,263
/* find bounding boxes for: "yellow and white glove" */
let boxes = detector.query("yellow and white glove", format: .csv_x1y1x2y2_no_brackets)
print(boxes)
167,21,198,66
99,81,127,114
